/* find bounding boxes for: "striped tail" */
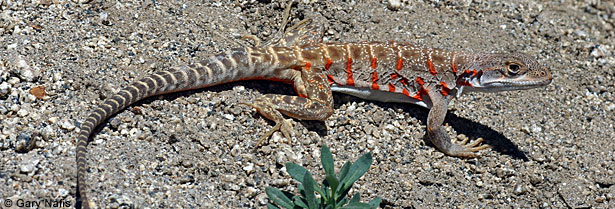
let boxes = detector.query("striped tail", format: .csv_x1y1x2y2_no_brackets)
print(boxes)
75,47,295,208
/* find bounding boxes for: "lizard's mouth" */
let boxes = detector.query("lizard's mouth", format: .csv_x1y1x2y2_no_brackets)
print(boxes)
476,74,552,92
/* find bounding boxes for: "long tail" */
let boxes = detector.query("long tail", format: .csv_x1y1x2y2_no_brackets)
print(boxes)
75,47,294,208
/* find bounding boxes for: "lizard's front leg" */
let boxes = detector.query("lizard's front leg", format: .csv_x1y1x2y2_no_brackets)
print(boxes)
243,66,333,146
426,87,491,157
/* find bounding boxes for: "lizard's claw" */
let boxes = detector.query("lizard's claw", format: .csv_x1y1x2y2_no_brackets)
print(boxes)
241,35,262,47
447,137,492,158
256,118,296,146
238,102,296,147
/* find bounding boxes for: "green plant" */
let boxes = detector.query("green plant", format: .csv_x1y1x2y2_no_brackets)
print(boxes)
266,145,381,209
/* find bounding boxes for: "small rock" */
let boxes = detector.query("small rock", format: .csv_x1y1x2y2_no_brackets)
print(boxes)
222,174,237,183
52,72,62,82
387,0,402,10
8,77,20,85
17,108,28,117
531,124,542,133
575,30,587,37
346,104,356,113
60,120,76,131
243,187,258,198
19,156,40,173
591,45,607,58
243,163,254,174
384,124,395,131
29,86,46,99
48,117,58,124
58,188,69,197
224,114,234,121
0,82,10,97
513,184,525,195
15,132,37,153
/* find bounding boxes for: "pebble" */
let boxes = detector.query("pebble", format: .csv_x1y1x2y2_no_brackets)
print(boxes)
243,162,254,174
0,82,10,97
58,188,69,197
513,184,526,195
223,114,234,121
60,120,76,131
8,77,20,85
19,156,40,173
387,0,402,10
531,124,542,133
15,132,38,152
15,57,39,82
17,109,28,117
52,72,62,82
243,187,258,198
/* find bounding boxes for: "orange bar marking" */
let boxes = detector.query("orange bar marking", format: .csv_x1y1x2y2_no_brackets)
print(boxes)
371,57,378,69
396,58,403,71
427,59,437,75
325,59,333,70
346,58,355,86
304,62,311,71
416,77,425,86
388,83,396,92
402,89,410,97
326,74,336,85
371,72,379,90
440,81,450,96
391,73,399,80
411,93,422,100
400,77,409,86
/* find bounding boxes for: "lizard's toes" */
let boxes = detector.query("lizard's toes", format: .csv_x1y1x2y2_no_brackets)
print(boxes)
279,119,296,140
446,138,491,158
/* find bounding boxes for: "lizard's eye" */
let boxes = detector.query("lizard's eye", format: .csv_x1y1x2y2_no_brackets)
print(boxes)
507,63,521,75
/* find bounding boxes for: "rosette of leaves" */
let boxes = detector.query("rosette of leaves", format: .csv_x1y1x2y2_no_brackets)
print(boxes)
266,145,381,209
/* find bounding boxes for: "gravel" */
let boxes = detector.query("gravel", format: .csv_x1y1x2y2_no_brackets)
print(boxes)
1,0,614,208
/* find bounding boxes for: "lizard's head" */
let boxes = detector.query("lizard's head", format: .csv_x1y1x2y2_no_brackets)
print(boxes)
460,53,552,93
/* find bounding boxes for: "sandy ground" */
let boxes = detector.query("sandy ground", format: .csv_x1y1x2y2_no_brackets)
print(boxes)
1,0,614,208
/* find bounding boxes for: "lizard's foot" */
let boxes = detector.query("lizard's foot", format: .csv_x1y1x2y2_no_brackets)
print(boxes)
256,118,296,146
241,35,262,47
239,102,296,147
445,137,492,158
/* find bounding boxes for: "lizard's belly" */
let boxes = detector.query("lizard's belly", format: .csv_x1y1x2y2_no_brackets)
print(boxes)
330,85,430,108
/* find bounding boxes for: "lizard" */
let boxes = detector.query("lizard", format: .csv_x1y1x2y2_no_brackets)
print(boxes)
75,18,552,208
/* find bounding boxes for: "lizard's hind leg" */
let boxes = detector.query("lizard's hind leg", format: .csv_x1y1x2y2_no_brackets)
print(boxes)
243,1,323,47
241,66,333,147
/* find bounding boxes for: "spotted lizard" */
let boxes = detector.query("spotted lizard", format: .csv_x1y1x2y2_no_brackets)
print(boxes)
75,18,552,208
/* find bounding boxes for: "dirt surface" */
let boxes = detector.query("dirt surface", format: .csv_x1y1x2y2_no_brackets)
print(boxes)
1,0,614,208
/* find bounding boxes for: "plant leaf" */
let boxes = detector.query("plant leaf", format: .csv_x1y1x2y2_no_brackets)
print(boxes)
267,203,282,209
293,196,308,208
349,192,361,203
286,163,309,182
339,202,373,209
339,153,372,194
266,187,295,209
368,197,382,209
321,145,335,177
324,174,339,201
335,197,348,208
338,162,351,184
303,171,318,209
